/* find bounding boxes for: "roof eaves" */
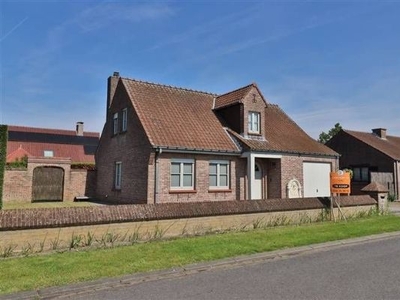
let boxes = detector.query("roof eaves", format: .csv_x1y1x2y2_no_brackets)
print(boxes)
153,145,241,155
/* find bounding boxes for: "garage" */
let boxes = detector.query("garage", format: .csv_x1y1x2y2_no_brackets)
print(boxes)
303,162,331,197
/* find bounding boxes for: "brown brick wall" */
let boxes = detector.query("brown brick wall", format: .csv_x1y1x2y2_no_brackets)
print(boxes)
153,153,240,203
96,83,151,204
3,169,32,202
0,195,376,231
3,166,96,203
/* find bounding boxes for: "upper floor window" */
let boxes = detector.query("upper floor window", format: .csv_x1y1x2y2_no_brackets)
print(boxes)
115,162,122,189
122,108,128,132
248,111,260,134
170,159,194,190
113,112,119,135
209,160,229,189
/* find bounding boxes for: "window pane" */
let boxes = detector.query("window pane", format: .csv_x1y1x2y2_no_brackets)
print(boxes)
209,175,217,187
183,163,192,174
219,164,228,175
171,174,180,187
361,167,369,181
183,174,192,187
219,175,228,187
171,163,180,174
209,164,217,174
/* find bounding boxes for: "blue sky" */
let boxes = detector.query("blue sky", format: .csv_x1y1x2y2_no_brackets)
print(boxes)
1,1,399,139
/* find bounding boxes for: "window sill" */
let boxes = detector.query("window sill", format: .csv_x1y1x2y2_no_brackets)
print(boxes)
248,132,262,136
208,189,232,193
169,189,197,194
112,188,121,192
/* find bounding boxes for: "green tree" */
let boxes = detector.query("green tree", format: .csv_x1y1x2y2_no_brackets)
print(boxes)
318,123,342,144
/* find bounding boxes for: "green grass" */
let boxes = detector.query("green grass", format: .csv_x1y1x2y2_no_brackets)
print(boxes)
1,215,400,295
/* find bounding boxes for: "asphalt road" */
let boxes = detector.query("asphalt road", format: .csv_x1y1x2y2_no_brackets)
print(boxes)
42,234,398,300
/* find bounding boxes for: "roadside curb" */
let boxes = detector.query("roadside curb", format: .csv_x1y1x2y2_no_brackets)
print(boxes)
3,231,400,300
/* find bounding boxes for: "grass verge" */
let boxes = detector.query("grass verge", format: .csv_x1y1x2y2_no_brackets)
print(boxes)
1,214,400,295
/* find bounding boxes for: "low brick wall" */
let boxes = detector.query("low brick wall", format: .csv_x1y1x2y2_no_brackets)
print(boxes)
0,196,377,253
0,195,375,231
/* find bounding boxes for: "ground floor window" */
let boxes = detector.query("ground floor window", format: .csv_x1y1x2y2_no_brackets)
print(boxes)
170,159,194,189
209,160,229,189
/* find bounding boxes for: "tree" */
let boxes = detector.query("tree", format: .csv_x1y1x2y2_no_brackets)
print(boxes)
318,123,342,144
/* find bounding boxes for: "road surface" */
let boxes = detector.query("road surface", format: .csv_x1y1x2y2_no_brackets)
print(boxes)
55,234,400,300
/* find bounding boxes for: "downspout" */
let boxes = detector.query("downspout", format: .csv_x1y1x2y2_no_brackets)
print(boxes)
154,148,162,204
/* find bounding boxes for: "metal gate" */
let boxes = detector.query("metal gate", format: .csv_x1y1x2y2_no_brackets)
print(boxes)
32,167,64,201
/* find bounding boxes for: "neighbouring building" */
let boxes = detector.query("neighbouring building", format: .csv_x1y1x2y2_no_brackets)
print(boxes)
3,123,99,203
326,128,400,199
96,72,338,204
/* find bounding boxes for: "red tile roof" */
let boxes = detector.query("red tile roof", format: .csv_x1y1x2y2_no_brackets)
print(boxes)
122,78,240,153
343,129,400,160
214,83,254,109
119,77,336,157
6,125,99,163
228,104,338,156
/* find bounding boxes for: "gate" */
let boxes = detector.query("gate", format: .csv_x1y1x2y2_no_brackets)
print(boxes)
32,167,64,201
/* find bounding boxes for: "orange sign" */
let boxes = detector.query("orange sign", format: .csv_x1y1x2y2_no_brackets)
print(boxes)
330,171,351,194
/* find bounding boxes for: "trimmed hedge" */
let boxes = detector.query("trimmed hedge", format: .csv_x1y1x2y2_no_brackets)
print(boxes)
0,125,7,210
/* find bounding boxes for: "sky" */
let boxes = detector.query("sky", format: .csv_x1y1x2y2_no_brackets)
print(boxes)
1,0,400,139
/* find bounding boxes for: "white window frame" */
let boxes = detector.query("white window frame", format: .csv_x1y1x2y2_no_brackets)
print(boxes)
170,159,195,190
115,162,122,189
209,160,230,189
113,112,119,135
43,150,54,157
122,108,128,132
248,111,260,134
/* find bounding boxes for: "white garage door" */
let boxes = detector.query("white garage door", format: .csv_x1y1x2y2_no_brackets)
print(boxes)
303,162,331,197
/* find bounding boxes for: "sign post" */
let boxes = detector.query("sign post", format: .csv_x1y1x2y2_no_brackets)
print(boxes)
330,170,351,221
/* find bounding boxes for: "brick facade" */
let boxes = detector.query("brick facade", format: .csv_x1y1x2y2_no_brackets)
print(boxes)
96,80,151,204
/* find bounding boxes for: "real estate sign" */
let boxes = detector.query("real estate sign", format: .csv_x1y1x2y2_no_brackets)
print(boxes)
330,170,351,194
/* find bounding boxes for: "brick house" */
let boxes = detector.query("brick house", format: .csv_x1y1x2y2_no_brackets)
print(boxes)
326,128,400,199
3,123,99,202
96,72,338,204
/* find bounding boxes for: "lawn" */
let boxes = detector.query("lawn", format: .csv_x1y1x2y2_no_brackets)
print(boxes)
1,214,400,295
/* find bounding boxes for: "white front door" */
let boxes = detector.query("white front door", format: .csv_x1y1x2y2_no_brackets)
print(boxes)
253,163,262,199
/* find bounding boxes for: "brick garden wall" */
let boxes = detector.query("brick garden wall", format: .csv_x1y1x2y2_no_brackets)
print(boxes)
3,167,96,203
0,195,376,231
0,196,377,252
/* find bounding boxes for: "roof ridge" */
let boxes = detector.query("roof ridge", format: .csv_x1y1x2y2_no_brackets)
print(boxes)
120,76,217,96
7,125,99,137
216,83,255,98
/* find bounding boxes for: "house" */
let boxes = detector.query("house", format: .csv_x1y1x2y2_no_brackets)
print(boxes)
326,128,400,199
96,72,338,204
3,122,99,202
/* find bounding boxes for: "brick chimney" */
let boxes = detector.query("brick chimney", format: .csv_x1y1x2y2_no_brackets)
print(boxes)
372,128,387,139
106,72,120,117
76,121,84,136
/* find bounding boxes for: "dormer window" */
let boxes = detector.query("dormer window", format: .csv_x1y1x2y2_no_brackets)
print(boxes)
248,111,260,134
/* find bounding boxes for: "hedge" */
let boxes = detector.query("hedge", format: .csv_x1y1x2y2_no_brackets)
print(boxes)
0,125,7,210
